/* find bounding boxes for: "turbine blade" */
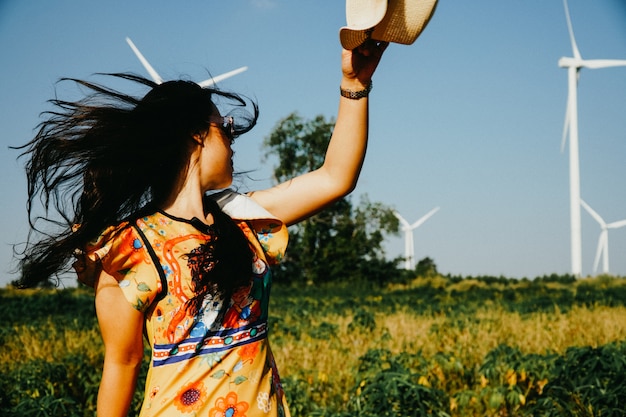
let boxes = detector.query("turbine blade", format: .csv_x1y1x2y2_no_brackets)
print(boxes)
393,211,411,229
602,230,610,274
561,89,571,153
592,231,605,274
607,219,626,229
580,199,606,227
582,59,626,69
197,66,248,87
563,0,581,59
410,207,440,229
126,37,163,84
561,67,580,153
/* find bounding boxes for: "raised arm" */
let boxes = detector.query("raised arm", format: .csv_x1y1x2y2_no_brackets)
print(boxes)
250,41,388,226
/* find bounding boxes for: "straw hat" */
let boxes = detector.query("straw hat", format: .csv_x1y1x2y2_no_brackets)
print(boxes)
339,0,438,50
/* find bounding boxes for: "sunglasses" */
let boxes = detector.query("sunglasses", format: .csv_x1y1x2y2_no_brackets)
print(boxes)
208,115,235,142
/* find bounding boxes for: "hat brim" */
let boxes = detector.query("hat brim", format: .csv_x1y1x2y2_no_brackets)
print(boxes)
340,0,388,50
340,28,374,51
340,0,438,49
373,0,438,45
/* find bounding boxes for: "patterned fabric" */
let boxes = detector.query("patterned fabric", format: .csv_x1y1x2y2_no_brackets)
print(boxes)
79,191,290,417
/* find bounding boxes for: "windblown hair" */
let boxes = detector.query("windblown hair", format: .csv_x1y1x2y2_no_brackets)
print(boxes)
14,73,259,290
185,197,255,316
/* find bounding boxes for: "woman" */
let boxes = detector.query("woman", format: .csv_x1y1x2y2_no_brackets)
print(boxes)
16,40,387,416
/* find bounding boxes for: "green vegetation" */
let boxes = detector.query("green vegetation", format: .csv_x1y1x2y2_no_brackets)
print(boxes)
2,273,626,416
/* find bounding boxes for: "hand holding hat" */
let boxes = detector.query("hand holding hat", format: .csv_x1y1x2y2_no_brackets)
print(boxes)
340,0,438,50
341,40,388,91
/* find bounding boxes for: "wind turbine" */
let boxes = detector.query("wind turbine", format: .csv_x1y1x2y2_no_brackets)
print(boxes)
557,0,626,276
125,37,248,87
580,199,626,274
393,207,439,270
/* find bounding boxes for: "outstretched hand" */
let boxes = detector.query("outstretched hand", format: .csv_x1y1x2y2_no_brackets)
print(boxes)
341,40,389,86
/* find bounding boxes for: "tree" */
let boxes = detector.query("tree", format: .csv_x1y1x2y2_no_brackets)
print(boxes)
263,112,401,285
415,257,438,277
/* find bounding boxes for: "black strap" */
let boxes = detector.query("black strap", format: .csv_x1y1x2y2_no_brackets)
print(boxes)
132,223,168,305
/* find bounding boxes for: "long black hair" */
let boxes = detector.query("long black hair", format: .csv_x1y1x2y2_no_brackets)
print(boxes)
14,73,259,289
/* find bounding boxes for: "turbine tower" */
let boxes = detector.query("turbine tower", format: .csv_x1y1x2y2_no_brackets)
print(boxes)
557,0,626,275
580,200,626,274
393,207,439,270
125,37,248,87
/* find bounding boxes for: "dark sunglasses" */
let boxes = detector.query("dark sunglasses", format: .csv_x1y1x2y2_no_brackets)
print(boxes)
208,115,235,141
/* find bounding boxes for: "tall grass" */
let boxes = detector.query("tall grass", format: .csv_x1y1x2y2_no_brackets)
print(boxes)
2,274,626,416
270,303,626,412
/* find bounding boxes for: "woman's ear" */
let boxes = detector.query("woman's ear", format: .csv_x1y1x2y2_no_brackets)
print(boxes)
192,132,205,147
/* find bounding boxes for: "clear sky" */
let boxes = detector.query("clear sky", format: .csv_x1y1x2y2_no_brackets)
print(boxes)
1,0,626,286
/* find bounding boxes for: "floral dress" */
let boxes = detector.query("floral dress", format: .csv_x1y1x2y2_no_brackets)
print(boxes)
78,191,290,417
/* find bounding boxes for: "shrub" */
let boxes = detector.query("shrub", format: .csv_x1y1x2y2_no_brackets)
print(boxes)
345,349,450,417
528,341,626,417
348,308,377,333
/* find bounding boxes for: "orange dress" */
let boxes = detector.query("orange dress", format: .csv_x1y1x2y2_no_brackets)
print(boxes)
79,191,290,417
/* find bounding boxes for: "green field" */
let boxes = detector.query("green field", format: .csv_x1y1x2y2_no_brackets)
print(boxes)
2,274,626,416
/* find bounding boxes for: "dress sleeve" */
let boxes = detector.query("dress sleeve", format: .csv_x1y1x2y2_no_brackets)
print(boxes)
75,223,160,312
212,190,289,265
246,219,289,266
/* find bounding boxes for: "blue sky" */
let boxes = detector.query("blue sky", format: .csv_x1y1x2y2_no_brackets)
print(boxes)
1,0,626,286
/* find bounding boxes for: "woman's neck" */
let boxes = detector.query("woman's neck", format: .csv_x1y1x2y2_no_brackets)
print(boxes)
160,175,211,223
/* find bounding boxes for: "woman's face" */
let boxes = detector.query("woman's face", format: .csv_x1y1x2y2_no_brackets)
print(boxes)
198,116,235,191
